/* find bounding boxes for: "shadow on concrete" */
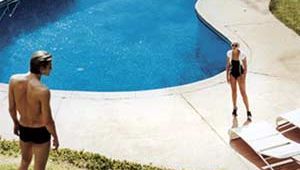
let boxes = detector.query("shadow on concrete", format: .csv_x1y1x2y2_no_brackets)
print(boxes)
0,0,75,50
229,118,300,170
280,125,300,143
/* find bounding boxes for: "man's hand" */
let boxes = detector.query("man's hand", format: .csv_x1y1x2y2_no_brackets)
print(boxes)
52,137,59,150
13,123,20,136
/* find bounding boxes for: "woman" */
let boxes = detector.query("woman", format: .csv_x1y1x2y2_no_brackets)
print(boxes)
226,42,252,121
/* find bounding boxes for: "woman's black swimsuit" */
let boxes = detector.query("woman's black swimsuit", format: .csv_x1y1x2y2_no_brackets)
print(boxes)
230,60,244,79
19,124,51,144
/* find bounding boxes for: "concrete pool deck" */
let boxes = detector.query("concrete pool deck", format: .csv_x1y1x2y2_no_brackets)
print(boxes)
0,0,300,169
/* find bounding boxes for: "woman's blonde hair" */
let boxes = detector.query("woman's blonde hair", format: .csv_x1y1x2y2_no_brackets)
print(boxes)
231,42,240,48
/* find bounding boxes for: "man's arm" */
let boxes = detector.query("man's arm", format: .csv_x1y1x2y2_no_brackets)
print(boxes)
8,77,19,136
40,89,59,149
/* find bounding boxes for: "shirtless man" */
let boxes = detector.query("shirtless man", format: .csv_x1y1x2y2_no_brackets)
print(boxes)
8,50,59,170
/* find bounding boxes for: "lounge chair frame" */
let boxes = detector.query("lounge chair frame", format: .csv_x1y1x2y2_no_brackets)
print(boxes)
230,122,300,170
277,109,300,134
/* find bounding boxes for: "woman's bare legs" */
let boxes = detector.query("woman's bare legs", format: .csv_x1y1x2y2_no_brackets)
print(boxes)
237,75,250,111
230,75,238,113
237,75,252,121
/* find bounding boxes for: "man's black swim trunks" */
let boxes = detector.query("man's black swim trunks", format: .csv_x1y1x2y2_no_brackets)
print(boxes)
19,124,51,144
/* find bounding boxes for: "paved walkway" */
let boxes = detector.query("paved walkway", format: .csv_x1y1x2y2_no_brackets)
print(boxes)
1,0,300,169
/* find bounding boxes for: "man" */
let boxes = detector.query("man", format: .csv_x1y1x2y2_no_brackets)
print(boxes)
8,50,59,170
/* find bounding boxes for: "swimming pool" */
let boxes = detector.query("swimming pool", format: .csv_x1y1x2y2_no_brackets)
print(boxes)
0,0,229,92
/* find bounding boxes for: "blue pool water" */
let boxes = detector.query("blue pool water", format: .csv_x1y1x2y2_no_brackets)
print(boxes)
0,0,229,91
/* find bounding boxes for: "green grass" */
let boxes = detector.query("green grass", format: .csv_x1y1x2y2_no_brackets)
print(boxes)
0,164,19,170
270,0,300,35
0,157,83,170
0,138,168,170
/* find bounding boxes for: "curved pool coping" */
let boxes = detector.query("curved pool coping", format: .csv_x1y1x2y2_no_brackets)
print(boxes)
0,1,249,99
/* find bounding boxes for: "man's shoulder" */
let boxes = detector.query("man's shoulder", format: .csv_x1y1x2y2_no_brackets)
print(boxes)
9,73,27,84
37,85,50,96
10,73,28,81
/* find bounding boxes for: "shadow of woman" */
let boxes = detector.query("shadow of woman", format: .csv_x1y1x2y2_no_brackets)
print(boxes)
0,0,75,50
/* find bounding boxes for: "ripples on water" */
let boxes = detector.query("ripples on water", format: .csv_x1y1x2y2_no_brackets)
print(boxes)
0,0,229,91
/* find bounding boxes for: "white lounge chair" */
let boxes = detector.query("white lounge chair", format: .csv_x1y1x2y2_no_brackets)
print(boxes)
230,121,300,170
277,109,300,134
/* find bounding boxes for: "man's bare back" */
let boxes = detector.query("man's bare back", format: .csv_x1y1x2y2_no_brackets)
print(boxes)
10,73,49,127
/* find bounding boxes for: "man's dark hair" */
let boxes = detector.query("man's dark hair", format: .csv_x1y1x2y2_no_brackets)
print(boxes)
30,50,52,74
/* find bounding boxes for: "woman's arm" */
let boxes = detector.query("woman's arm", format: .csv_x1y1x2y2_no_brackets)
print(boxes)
242,58,247,75
226,57,231,83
